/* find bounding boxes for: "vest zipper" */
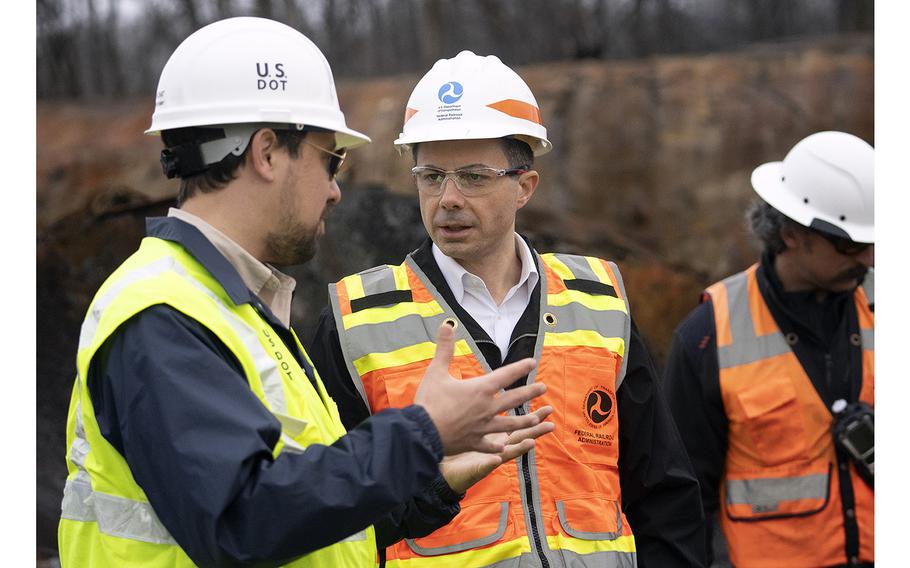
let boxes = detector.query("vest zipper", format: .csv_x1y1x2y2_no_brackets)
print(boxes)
515,405,549,568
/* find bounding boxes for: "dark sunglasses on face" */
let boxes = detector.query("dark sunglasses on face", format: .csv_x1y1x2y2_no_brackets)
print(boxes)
302,139,347,181
814,230,871,256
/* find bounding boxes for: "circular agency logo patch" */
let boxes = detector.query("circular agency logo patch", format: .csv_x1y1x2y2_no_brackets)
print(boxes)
583,385,615,427
437,81,464,104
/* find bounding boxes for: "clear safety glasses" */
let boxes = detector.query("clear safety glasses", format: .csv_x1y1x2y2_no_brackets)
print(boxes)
410,165,529,197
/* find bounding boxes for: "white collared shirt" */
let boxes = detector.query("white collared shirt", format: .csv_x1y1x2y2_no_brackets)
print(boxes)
432,234,539,360
168,208,297,328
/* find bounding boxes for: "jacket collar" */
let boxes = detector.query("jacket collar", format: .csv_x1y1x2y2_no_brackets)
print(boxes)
145,216,286,329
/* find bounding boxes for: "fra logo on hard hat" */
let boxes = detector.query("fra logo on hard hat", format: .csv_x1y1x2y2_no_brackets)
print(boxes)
583,386,615,427
437,82,464,104
256,62,287,91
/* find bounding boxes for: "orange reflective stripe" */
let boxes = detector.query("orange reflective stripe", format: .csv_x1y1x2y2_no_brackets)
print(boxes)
599,260,624,301
544,263,567,295
486,99,542,124
335,279,353,316
707,281,732,348
403,107,418,124
406,264,435,304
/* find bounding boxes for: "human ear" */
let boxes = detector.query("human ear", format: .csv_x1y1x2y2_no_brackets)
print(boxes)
515,170,539,209
247,128,280,182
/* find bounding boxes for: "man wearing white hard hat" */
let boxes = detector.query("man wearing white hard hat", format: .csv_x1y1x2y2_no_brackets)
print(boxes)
311,50,706,567
57,19,553,567
663,131,874,567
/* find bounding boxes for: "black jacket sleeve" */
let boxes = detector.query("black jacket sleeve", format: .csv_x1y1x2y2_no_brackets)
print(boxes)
617,319,708,567
87,305,446,567
308,306,462,548
662,300,728,566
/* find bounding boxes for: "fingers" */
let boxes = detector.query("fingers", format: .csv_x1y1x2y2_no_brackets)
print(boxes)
492,383,547,414
478,358,537,392
483,412,544,435
498,438,536,462
426,322,456,376
472,434,508,454
505,407,555,444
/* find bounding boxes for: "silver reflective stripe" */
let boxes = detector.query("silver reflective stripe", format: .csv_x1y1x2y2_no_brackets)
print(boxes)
717,271,792,369
341,529,367,543
861,328,874,351
329,283,371,412
61,474,177,545
607,261,632,391
336,312,452,363
722,272,754,346
548,304,628,337
557,548,637,568
862,268,874,307
718,333,791,369
79,256,179,351
406,502,508,556
553,253,599,282
556,500,622,541
359,265,397,296
80,254,287,414
725,472,828,512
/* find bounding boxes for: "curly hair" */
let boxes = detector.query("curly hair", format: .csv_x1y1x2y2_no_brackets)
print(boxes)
746,199,803,254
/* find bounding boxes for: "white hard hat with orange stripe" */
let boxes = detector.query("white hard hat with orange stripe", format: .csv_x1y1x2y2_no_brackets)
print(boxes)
394,50,552,155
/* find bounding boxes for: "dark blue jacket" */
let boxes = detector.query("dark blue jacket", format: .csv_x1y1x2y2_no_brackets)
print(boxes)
86,217,460,567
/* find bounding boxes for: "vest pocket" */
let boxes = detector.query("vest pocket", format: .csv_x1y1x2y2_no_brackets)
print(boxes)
735,375,809,466
555,497,623,540
406,501,509,556
725,463,832,521
562,353,620,467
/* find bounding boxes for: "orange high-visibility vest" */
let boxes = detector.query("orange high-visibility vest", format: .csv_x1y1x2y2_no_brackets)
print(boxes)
329,252,638,567
706,264,873,568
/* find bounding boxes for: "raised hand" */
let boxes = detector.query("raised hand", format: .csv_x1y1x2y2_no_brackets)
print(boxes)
440,406,556,494
414,323,548,456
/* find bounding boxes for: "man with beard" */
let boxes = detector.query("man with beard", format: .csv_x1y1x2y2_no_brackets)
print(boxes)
662,131,875,567
58,19,553,568
310,50,706,567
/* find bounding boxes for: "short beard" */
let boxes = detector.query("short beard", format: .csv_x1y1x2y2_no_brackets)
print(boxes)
265,216,318,267
265,181,322,267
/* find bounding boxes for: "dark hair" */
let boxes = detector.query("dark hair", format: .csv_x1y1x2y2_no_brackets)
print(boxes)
746,199,803,254
161,126,308,206
411,136,535,169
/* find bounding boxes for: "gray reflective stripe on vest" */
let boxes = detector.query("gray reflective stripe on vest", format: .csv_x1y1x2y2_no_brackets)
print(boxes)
61,472,177,545
334,312,454,363
552,253,600,282
406,502,508,556
862,268,874,307
861,328,874,351
79,255,288,415
549,254,631,391
65,253,303,544
359,264,398,295
329,283,371,412
725,472,828,513
716,271,791,369
556,500,622,541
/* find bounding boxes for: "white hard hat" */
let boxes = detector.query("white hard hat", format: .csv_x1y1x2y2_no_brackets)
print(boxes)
146,17,369,152
751,131,874,243
394,50,552,156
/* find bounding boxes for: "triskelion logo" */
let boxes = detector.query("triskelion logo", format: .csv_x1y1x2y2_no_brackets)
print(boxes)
583,385,614,427
437,82,464,104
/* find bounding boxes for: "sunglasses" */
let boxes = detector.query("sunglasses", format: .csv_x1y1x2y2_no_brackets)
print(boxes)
814,230,871,256
302,139,347,181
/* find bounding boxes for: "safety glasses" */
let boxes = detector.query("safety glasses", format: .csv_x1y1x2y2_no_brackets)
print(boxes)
303,139,347,181
410,165,529,197
814,230,872,256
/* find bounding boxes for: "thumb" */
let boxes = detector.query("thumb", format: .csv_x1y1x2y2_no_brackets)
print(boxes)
427,322,456,377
